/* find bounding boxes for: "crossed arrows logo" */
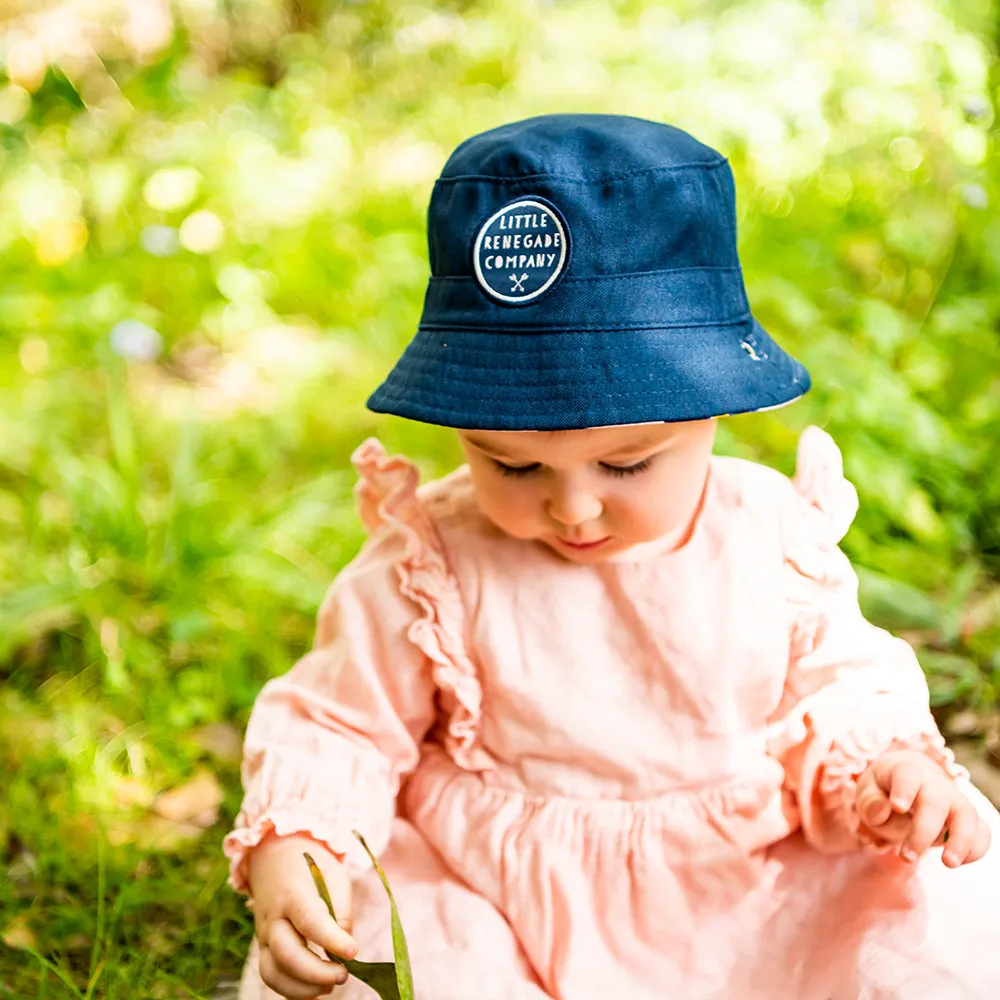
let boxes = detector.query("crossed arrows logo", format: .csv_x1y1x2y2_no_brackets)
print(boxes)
509,273,529,293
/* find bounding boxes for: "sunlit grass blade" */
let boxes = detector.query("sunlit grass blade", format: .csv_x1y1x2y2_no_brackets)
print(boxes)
22,947,85,1000
304,852,402,1000
352,830,415,1000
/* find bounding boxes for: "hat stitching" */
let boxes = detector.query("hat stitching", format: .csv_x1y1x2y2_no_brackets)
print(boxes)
372,388,801,411
385,346,797,370
431,266,742,282
374,378,801,400
376,366,804,398
435,157,728,187
374,358,800,392
371,383,804,414
398,348,790,367
417,316,753,333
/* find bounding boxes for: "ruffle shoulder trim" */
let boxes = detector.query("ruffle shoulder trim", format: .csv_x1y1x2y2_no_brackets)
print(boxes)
351,439,490,772
791,426,859,548
781,426,860,590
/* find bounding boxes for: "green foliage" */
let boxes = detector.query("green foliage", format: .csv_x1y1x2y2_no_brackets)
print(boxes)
1,0,999,995
306,834,415,1000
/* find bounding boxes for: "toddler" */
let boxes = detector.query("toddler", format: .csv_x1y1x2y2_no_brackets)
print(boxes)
224,115,1000,1000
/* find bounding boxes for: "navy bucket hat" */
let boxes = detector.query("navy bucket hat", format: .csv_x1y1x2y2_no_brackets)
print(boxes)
367,113,810,430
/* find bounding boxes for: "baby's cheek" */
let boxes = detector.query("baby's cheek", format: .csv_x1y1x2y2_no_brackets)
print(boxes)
477,487,542,539
614,499,679,543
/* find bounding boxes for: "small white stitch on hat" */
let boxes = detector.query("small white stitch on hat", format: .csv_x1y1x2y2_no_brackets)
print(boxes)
740,331,768,362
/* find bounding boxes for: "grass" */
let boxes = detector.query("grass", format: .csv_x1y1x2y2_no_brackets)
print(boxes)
0,348,464,996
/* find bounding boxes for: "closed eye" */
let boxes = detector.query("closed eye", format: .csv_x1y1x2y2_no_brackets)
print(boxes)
493,458,653,478
600,458,652,477
493,459,541,477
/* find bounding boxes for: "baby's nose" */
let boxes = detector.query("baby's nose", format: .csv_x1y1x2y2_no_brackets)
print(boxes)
546,487,603,527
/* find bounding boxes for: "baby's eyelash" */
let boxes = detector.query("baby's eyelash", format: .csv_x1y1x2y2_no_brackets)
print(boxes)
493,458,653,478
494,460,541,477
600,458,652,478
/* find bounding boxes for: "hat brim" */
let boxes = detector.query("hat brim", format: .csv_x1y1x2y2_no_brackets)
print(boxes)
366,317,810,431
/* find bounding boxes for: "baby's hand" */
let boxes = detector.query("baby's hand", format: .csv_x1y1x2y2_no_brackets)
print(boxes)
856,750,991,868
248,832,358,999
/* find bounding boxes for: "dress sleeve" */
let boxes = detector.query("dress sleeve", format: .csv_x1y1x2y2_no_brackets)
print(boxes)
222,440,477,892
766,427,967,854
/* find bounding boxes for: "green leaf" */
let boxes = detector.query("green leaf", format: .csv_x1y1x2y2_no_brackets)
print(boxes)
304,851,400,1000
303,841,415,1000
353,830,415,1000
336,957,402,1000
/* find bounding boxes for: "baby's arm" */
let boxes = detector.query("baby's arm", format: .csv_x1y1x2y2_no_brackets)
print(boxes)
225,528,437,885
224,528,438,993
766,428,974,858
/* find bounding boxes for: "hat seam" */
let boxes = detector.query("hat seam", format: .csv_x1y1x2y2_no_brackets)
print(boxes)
373,355,801,393
417,316,753,332
429,266,742,282
384,362,791,382
372,392,801,412
374,378,803,399
371,381,805,410
435,157,728,187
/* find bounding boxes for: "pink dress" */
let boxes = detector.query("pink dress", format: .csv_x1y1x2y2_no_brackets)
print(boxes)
226,427,1000,1000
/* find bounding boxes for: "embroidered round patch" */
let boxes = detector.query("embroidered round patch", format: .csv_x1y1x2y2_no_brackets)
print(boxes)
472,198,569,305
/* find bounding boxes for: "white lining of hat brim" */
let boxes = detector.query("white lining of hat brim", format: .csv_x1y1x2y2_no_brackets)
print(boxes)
750,394,806,414
496,393,805,431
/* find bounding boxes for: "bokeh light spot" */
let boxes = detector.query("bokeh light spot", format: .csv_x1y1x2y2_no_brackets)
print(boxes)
143,167,202,212
178,211,225,253
35,219,88,266
889,136,923,172
19,337,50,375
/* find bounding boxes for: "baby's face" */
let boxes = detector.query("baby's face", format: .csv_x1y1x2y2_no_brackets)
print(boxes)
458,420,717,563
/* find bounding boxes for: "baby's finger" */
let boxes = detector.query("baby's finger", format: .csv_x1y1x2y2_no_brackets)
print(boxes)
942,813,993,868
857,784,893,828
861,810,911,843
939,799,980,867
901,791,950,861
966,817,992,866
886,765,922,814
287,896,358,961
269,918,349,988
259,943,336,1000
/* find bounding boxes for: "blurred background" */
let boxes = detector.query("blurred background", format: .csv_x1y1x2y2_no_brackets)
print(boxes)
1,0,999,995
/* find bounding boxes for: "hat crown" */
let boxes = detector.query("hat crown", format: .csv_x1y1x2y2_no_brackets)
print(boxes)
441,113,721,182
427,114,741,286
